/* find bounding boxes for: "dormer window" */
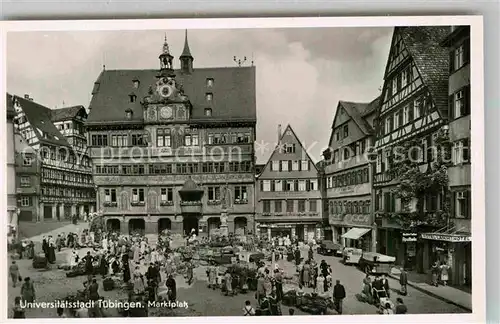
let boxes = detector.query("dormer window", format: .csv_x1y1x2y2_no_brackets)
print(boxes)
205,93,213,101
129,94,137,103
133,79,140,89
204,108,212,117
125,109,133,119
206,78,214,87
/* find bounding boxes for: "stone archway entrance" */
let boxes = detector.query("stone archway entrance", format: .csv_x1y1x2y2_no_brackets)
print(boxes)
158,218,172,234
234,216,248,236
129,218,145,235
107,219,121,232
183,216,199,236
207,217,221,237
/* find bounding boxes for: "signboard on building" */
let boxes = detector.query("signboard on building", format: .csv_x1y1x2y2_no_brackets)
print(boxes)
420,233,471,242
402,232,417,242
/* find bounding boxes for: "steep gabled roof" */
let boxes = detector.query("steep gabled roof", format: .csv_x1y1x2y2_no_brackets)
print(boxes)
50,105,87,122
12,95,69,147
393,26,450,115
257,124,319,180
87,66,256,124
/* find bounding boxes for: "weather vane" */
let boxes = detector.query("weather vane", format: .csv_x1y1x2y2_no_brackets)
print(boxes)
233,56,247,67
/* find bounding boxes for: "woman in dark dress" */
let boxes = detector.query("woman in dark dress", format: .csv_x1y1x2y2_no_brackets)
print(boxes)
122,254,131,283
99,255,109,277
166,274,177,302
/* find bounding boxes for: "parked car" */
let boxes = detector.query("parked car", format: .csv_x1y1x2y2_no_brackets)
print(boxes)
317,240,343,256
358,252,396,274
236,251,265,264
342,247,363,265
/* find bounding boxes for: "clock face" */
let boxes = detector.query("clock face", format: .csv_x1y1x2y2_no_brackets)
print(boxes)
158,84,173,98
160,106,173,119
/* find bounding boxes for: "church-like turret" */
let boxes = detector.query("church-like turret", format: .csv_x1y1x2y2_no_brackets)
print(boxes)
179,30,194,74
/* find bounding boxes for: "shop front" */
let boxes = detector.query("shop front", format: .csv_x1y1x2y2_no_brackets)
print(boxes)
402,232,418,270
421,230,472,287
341,227,372,251
257,222,321,241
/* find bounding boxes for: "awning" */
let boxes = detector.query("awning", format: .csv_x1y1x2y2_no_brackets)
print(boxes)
420,225,471,243
341,227,371,240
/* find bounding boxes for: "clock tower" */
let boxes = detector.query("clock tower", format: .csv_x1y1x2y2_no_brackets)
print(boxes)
142,35,192,124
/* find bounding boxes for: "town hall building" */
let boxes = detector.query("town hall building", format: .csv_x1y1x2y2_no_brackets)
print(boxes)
86,32,257,237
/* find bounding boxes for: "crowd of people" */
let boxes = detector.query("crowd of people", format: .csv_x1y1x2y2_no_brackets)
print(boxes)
9,226,415,318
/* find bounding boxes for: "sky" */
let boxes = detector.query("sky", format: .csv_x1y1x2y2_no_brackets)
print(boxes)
6,27,393,164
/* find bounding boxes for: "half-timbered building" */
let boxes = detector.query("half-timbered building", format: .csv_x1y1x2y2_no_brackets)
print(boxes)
10,94,96,222
322,97,379,251
373,26,450,266
86,32,256,237
255,125,322,241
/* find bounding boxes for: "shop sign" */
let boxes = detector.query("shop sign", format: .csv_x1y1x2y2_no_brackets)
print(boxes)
402,232,418,242
421,233,471,242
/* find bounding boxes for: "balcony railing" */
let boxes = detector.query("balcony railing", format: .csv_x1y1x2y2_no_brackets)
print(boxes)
234,199,249,205
159,201,174,206
180,200,202,214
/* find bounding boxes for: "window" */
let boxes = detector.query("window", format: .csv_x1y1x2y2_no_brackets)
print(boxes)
309,179,318,191
284,144,295,154
131,134,145,146
205,93,213,101
452,139,470,165
343,147,350,160
234,186,248,202
206,78,214,87
20,176,31,187
271,161,279,171
301,160,309,171
333,150,339,163
309,200,317,212
283,180,293,191
275,200,282,213
157,129,171,147
292,161,300,171
104,189,117,203
132,188,145,203
20,196,31,207
160,187,174,203
132,165,145,175
274,180,282,192
403,105,410,125
23,156,33,166
401,69,408,88
202,108,212,117
91,134,108,146
335,131,340,141
454,44,464,70
451,87,471,119
393,110,401,129
343,125,349,138
414,98,422,119
208,186,221,201
281,161,289,172
286,200,294,212
298,180,306,191
298,200,306,212
262,180,271,192
455,191,470,218
392,78,398,95
263,201,271,213
129,94,137,103
385,116,392,134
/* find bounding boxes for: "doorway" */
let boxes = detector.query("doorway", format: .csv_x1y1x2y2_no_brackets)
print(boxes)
295,224,304,241
158,218,172,234
44,205,52,219
234,217,248,236
106,219,121,232
129,218,145,235
183,216,199,236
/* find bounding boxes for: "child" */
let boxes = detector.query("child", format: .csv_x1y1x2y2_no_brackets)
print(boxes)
242,300,255,316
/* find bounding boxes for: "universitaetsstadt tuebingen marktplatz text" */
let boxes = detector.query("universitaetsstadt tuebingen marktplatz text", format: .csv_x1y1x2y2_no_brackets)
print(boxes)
6,25,473,318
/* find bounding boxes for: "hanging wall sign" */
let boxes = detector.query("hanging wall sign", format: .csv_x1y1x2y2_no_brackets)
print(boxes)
402,232,418,242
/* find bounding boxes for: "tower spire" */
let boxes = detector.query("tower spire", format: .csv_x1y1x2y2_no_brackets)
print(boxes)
180,29,194,73
159,33,174,77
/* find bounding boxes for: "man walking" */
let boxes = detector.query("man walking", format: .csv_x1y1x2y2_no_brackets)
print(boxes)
333,279,346,314
9,261,20,288
399,267,408,296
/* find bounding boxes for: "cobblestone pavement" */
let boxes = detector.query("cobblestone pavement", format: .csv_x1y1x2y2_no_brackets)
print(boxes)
8,244,468,317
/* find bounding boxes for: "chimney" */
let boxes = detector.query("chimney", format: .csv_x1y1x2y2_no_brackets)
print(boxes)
278,124,282,144
24,94,30,99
